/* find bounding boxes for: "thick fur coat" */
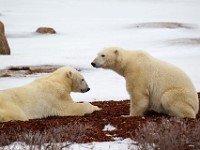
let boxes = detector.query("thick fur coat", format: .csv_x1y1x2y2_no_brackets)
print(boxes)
92,47,199,118
0,66,100,122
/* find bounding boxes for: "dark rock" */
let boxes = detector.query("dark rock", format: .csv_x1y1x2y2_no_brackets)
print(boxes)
36,27,56,34
0,21,10,55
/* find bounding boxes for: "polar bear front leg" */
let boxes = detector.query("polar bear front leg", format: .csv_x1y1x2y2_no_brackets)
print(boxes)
129,91,149,116
77,102,101,115
65,102,101,116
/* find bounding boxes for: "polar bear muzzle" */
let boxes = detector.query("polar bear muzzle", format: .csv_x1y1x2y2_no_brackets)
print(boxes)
81,88,90,93
91,54,106,68
91,61,102,68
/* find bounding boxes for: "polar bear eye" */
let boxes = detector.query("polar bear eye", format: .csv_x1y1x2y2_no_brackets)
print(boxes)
101,54,105,57
81,79,84,82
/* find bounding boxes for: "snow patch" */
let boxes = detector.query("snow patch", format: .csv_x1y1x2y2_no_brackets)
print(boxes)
103,124,117,131
2,139,138,150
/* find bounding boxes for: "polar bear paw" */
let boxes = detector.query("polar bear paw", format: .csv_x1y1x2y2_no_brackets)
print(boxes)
92,105,101,111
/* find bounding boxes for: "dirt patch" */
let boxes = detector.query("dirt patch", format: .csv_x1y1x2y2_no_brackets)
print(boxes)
128,22,195,29
0,65,88,78
0,65,63,77
166,38,200,46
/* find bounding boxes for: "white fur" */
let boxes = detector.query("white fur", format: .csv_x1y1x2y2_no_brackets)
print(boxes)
92,47,199,118
0,66,100,122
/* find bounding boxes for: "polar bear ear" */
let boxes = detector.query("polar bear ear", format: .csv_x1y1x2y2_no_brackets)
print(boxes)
114,49,122,62
114,49,119,55
66,71,73,78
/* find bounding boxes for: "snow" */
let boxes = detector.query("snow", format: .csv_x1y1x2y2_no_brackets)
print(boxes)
0,0,200,149
2,138,137,150
103,124,117,131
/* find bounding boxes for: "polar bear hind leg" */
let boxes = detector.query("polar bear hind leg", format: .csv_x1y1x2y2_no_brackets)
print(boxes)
0,104,28,122
161,89,196,118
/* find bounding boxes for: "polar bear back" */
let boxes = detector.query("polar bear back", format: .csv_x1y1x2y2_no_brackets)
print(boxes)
125,50,199,114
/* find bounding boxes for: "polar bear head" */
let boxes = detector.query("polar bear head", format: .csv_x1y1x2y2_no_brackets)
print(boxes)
91,47,122,69
66,67,90,93
52,67,90,93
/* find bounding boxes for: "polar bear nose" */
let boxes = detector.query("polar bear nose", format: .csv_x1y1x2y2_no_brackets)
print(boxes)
81,88,90,93
86,88,90,92
91,62,96,67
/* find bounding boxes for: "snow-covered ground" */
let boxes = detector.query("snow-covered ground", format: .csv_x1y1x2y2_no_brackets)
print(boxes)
2,138,137,150
1,0,200,149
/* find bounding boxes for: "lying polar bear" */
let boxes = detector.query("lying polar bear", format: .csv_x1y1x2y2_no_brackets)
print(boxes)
0,66,100,122
91,47,199,118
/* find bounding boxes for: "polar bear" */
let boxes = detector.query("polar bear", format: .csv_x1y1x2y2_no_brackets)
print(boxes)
91,47,199,118
0,66,100,122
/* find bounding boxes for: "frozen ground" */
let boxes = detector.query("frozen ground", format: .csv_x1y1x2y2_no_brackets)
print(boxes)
0,0,200,149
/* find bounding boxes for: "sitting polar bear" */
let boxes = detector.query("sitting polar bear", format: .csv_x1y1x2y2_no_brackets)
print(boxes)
0,66,100,122
91,47,199,118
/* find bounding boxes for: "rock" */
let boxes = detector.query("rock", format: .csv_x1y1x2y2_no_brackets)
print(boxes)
36,27,56,34
0,21,10,55
0,21,5,34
